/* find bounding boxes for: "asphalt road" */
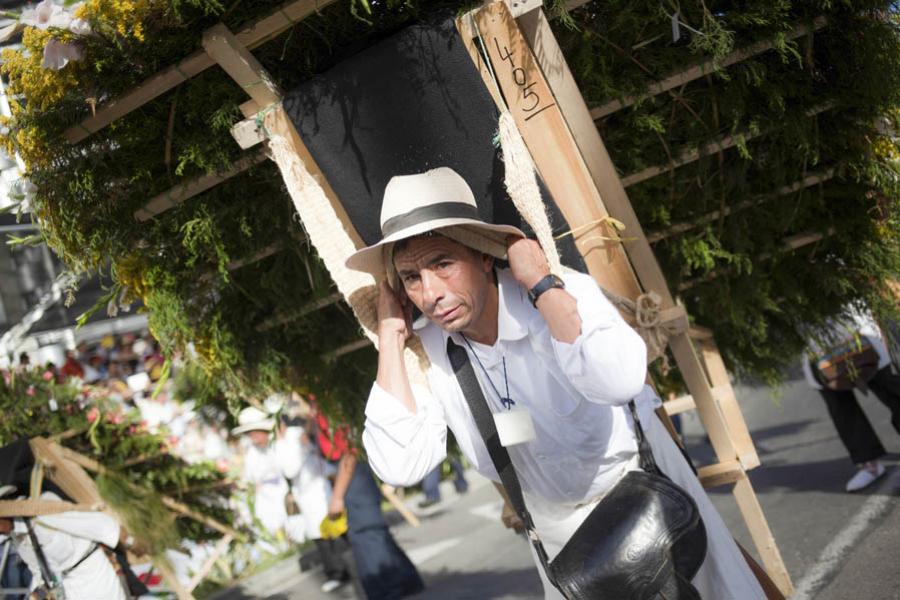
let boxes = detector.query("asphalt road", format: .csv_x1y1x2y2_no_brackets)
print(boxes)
217,370,900,600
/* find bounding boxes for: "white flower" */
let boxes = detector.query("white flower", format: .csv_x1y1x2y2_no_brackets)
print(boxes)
20,0,70,30
68,17,91,36
42,38,82,70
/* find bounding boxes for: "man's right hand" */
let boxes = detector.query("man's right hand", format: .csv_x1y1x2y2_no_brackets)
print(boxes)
377,281,412,345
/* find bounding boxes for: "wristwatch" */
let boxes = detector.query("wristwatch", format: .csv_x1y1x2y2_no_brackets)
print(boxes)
528,274,565,307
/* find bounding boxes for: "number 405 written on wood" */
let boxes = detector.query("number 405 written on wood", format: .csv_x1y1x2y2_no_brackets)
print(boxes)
492,37,556,122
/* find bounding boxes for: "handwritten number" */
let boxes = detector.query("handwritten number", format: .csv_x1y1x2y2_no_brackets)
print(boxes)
512,67,527,86
521,82,540,111
493,37,514,66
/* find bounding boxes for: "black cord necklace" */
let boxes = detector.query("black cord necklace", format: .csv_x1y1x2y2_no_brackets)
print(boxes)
460,334,515,410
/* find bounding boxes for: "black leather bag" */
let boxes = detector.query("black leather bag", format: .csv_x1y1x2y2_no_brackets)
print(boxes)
447,338,707,600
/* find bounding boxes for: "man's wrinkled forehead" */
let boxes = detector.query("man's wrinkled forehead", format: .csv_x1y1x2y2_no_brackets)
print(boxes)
392,234,474,271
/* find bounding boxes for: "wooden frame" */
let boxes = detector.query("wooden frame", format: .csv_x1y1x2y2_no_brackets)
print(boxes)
57,1,800,594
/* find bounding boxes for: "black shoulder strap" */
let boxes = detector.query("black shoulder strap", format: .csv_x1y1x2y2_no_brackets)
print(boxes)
446,337,661,584
445,337,554,578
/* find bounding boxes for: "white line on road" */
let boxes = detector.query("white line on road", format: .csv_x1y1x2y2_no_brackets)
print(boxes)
407,537,463,565
792,466,900,600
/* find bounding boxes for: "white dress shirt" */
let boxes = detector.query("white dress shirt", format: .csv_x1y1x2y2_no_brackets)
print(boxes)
363,268,648,505
363,268,765,600
12,492,126,600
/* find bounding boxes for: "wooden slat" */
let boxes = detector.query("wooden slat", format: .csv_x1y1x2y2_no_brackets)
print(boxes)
678,227,836,291
134,148,268,221
380,484,421,527
323,338,372,361
734,477,795,596
647,169,835,243
202,24,282,106
470,2,642,301
697,459,744,488
663,394,696,415
590,17,828,120
231,117,266,149
516,8,741,466
623,104,834,187
64,0,337,143
256,291,343,332
703,341,760,470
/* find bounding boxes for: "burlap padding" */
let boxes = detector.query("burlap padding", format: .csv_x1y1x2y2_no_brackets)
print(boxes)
29,438,103,506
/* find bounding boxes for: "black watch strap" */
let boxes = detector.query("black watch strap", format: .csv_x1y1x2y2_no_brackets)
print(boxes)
528,274,565,307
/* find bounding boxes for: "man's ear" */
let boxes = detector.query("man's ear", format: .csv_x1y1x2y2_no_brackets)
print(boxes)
481,252,495,273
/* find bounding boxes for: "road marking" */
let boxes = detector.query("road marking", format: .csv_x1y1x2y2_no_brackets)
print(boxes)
469,500,504,522
792,466,900,600
407,536,463,565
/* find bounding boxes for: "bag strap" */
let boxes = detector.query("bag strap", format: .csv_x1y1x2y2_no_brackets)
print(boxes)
24,518,63,593
446,338,659,583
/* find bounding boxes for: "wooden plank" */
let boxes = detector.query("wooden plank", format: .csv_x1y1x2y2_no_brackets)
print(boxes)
703,340,760,470
64,0,337,143
734,477,795,596
323,338,372,361
202,24,282,106
623,104,834,187
256,291,343,332
516,8,740,466
647,169,835,243
231,117,266,149
380,484,421,527
697,459,744,488
187,534,233,592
134,148,268,221
240,98,261,118
590,18,828,119
663,394,696,415
470,2,642,300
0,499,102,518
678,227,836,291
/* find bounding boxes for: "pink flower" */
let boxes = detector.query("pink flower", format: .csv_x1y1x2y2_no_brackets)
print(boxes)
86,407,98,422
128,425,136,434
26,385,35,396
20,0,70,30
42,370,54,381
111,413,123,425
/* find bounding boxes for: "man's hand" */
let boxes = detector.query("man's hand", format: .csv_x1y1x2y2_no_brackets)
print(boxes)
377,281,412,344
507,236,551,290
328,495,345,519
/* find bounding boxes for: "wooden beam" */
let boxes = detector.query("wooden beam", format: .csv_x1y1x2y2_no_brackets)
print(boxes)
380,484,421,527
647,169,835,243
734,477,795,596
678,227,836,291
663,394,696,416
516,8,741,466
323,338,372,361
134,148,268,221
203,23,282,106
256,291,343,332
187,534,233,592
469,2,643,301
231,117,266,149
64,0,337,143
702,343,760,470
623,104,834,187
697,459,744,488
590,17,828,120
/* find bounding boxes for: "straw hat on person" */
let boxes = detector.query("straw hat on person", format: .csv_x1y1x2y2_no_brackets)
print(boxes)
345,167,525,278
231,406,275,435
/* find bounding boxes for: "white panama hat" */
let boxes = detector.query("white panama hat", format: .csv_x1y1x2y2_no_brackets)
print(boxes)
231,406,275,435
345,167,525,277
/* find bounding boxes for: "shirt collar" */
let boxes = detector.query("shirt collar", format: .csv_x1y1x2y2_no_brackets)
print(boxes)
412,268,531,343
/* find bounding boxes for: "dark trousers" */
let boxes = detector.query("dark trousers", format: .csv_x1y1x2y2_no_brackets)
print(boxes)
346,462,424,600
819,366,900,464
313,537,349,581
422,457,468,502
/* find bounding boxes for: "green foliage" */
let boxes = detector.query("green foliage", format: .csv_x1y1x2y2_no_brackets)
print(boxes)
1,0,898,412
0,368,234,546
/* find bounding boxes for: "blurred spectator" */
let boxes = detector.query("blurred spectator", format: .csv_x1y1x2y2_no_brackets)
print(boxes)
60,350,85,380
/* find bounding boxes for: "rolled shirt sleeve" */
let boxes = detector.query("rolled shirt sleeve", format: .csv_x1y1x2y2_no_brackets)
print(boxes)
551,273,648,405
362,381,448,487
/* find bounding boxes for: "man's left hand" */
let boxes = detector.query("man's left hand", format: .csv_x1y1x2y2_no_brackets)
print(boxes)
507,236,551,289
328,496,345,519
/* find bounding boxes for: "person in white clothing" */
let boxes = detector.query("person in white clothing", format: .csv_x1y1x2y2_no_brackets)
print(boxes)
233,407,349,593
345,167,766,599
0,487,129,600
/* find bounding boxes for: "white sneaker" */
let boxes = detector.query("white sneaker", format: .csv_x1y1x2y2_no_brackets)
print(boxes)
845,461,886,492
321,579,345,593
